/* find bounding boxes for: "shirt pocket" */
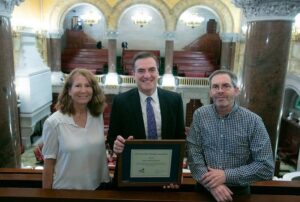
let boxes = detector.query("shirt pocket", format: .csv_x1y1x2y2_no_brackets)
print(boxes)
225,132,250,163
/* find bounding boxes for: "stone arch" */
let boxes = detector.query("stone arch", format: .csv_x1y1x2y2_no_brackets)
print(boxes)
286,74,300,96
172,0,234,33
110,0,172,31
47,0,112,33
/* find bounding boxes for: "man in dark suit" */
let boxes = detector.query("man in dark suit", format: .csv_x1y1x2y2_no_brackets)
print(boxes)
107,52,185,188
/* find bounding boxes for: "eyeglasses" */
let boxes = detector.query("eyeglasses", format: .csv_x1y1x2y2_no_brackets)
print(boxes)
211,83,233,91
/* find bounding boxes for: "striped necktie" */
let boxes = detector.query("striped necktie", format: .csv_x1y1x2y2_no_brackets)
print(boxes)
146,97,157,139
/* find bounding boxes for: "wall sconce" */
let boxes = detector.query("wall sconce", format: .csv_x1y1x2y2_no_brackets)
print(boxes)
161,73,176,88
122,41,128,49
131,10,152,28
81,11,101,26
181,13,204,29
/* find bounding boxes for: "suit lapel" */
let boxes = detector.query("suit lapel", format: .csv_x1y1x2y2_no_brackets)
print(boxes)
158,88,167,139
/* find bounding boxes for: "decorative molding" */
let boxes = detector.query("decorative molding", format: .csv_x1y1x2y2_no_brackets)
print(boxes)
286,73,300,97
0,0,24,18
173,0,234,33
220,32,239,42
232,0,300,21
47,30,64,39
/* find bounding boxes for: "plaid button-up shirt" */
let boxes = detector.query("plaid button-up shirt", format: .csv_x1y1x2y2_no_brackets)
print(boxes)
187,103,274,186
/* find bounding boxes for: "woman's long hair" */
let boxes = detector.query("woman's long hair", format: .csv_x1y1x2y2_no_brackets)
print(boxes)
55,68,106,117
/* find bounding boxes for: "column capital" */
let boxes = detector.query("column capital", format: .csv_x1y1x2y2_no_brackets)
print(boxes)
164,31,175,41
47,31,64,39
106,30,118,39
220,32,239,42
232,0,300,21
0,0,24,18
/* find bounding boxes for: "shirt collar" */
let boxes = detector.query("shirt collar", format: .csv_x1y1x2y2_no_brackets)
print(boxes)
138,88,159,103
213,102,239,119
58,110,91,126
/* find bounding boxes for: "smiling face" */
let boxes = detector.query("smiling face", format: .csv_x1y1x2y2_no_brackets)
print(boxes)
68,74,93,108
210,73,239,115
133,57,159,96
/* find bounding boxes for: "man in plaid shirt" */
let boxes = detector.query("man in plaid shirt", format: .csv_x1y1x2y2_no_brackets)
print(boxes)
187,70,274,202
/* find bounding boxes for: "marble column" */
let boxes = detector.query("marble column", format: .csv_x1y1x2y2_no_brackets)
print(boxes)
106,30,118,73
220,33,238,70
233,0,300,156
164,40,174,74
104,30,119,92
0,0,24,168
164,32,175,74
47,32,62,72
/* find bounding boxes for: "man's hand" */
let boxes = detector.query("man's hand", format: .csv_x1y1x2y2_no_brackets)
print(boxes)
210,184,233,202
185,127,190,136
202,167,226,189
113,135,133,154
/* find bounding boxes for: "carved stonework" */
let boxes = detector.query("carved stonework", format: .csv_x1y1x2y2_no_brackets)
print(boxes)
232,0,300,21
0,0,24,17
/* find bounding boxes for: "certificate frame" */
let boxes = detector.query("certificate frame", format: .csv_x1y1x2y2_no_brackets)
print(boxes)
117,139,185,187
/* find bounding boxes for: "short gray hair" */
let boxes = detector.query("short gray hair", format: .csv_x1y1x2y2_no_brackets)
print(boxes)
208,70,238,88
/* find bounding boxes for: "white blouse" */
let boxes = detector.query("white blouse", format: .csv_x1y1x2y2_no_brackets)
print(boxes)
42,111,110,190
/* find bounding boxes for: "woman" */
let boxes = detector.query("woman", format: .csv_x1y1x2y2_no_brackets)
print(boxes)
42,68,110,190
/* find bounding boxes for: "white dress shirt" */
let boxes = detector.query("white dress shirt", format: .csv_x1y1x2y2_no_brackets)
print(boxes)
138,89,162,139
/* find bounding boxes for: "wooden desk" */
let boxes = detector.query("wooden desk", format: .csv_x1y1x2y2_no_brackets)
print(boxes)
251,180,300,195
0,188,300,202
2,168,300,196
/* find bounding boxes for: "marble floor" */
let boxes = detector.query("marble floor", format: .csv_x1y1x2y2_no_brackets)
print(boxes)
21,145,44,169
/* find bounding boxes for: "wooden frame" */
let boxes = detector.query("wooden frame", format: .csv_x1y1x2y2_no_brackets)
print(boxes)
118,139,185,187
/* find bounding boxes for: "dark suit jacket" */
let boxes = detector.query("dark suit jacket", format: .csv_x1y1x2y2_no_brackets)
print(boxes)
107,87,185,148
107,87,185,188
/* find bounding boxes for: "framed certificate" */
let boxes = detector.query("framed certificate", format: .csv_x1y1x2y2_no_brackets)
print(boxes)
117,139,185,187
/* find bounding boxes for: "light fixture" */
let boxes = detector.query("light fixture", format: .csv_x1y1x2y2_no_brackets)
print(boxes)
131,10,152,27
241,25,247,35
81,11,101,26
292,13,300,41
161,74,176,88
181,12,204,28
105,72,119,86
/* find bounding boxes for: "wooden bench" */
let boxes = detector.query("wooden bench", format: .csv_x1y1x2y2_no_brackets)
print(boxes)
61,49,108,74
122,50,160,75
61,63,108,74
0,168,42,188
2,168,300,200
173,51,217,77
